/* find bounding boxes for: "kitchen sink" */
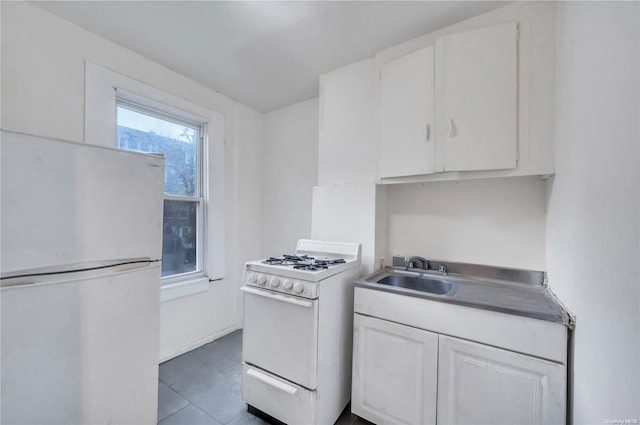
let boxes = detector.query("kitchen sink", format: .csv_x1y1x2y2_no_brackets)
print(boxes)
375,274,453,295
355,261,571,326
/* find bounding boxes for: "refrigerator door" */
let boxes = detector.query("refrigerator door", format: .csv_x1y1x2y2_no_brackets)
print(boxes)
0,131,165,273
1,261,161,425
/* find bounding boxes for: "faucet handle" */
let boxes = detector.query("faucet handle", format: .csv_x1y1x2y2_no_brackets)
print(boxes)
405,256,429,270
404,256,412,270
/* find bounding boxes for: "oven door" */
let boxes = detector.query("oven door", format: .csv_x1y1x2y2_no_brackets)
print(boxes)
242,286,318,389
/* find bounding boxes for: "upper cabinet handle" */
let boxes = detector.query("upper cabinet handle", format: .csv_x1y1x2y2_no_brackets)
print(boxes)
447,118,456,138
425,124,431,142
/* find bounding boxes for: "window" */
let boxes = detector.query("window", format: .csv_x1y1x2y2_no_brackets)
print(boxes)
85,63,225,299
116,100,205,280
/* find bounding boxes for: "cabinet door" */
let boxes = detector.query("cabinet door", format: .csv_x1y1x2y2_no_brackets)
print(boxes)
440,22,518,172
379,45,435,178
437,335,566,425
352,314,438,425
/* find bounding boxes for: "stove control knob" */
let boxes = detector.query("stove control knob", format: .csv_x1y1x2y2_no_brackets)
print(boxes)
247,273,257,283
283,279,293,290
293,282,304,294
257,275,266,286
270,277,281,288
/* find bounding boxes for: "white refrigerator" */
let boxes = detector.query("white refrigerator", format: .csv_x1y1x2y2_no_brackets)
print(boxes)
0,131,165,424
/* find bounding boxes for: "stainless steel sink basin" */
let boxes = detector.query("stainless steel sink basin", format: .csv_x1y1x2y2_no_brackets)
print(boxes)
376,274,453,295
355,263,571,326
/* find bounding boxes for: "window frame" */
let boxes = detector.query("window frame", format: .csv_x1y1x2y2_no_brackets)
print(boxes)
85,63,225,301
116,98,207,282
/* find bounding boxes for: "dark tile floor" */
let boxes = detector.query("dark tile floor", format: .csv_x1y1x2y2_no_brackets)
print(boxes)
157,330,371,425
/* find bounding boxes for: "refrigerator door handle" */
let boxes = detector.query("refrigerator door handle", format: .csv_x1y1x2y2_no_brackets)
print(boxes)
0,258,158,288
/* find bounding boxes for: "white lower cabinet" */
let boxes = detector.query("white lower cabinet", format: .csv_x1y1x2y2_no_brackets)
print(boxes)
352,314,567,425
352,314,438,425
437,335,566,425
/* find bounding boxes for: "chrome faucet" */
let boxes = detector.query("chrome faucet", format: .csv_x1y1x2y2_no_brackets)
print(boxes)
405,256,429,271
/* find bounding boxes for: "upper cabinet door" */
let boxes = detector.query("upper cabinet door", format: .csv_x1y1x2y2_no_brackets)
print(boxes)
440,22,518,172
379,45,435,178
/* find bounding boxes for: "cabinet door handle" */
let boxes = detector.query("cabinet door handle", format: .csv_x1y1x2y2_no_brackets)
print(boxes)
425,124,431,142
447,118,456,138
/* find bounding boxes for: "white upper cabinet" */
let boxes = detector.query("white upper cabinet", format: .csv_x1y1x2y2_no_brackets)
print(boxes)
373,2,556,183
379,22,518,179
439,22,518,172
379,45,436,178
320,3,555,185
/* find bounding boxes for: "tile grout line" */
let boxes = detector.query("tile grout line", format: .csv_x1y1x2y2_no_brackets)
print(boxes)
158,331,249,425
187,401,222,425
158,403,192,424
163,372,245,423
157,382,190,423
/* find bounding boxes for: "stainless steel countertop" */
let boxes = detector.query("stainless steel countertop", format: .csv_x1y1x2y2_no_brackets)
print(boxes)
355,266,572,327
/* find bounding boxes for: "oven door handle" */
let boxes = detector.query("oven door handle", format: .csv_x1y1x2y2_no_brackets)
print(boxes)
240,286,313,308
246,367,298,395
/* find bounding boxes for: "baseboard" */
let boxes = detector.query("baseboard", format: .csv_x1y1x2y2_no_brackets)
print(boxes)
159,324,239,363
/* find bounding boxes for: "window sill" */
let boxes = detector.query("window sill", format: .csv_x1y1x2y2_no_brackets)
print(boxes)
161,276,209,302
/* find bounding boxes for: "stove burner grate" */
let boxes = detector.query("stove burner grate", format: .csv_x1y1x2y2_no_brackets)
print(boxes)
262,255,347,270
314,259,346,266
293,264,328,271
263,255,313,265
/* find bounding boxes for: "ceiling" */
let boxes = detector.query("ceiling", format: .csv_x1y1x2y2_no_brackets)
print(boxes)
32,1,504,113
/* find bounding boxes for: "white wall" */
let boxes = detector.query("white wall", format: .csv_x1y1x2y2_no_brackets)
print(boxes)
312,183,386,275
314,59,385,273
261,98,318,257
547,2,640,421
0,1,263,360
318,59,377,185
387,177,548,270
234,104,264,327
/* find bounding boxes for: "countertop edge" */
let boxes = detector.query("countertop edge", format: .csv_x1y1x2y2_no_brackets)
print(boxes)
354,278,571,327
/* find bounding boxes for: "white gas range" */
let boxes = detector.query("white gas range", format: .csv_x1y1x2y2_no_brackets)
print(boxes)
241,239,362,425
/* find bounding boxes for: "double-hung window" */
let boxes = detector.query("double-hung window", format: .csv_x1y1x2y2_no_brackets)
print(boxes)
116,99,205,280
84,63,225,298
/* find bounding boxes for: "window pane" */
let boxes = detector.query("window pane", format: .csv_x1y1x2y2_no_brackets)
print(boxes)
162,200,198,277
117,105,198,196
